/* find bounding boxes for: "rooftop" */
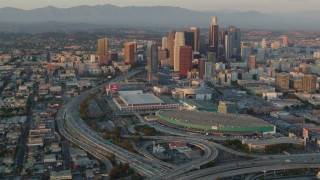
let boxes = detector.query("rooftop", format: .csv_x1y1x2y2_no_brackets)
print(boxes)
121,94,164,106
158,110,271,128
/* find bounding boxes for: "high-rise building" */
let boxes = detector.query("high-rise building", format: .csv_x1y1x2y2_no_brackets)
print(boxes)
158,49,168,64
228,26,241,55
124,42,136,65
179,46,193,77
204,62,214,81
184,31,195,50
146,41,158,84
225,34,234,59
241,46,251,62
261,38,267,49
199,34,207,54
256,48,266,62
209,16,219,57
248,55,256,70
302,74,317,93
276,73,290,90
97,38,109,65
168,30,176,67
220,30,227,55
190,27,200,51
162,37,168,50
282,35,288,47
198,58,207,79
174,32,185,71
208,52,216,64
110,51,118,61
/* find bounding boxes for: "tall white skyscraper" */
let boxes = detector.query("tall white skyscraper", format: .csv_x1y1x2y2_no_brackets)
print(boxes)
174,32,185,71
190,27,200,51
162,37,168,50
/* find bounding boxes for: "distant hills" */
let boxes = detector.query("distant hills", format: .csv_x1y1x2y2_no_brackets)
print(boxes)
0,4,319,32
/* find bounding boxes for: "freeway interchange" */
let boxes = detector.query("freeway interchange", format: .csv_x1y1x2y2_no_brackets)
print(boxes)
56,69,320,179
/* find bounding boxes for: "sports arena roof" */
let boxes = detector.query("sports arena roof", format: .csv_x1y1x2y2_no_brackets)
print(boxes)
120,94,164,106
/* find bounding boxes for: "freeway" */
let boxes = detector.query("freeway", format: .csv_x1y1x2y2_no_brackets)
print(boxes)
174,152,320,179
57,68,320,179
140,139,218,180
132,119,320,179
55,106,113,174
56,69,174,178
144,122,256,157
196,164,320,180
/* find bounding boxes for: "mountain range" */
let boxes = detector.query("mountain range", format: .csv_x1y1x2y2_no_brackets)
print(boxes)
0,4,319,32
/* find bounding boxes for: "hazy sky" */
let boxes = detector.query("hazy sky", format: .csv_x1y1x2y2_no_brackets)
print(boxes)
0,0,319,13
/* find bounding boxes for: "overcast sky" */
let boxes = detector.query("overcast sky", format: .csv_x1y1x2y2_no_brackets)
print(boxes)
0,0,319,13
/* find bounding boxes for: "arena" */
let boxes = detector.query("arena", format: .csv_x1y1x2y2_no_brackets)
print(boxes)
156,110,276,135
112,90,180,112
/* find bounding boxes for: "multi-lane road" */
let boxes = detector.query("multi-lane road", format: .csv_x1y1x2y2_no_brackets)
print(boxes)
56,70,174,177
56,68,320,179
137,125,320,179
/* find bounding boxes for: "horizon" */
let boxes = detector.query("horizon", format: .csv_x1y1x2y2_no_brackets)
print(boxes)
0,0,319,13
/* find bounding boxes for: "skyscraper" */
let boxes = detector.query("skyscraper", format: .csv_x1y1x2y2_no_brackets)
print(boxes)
248,55,256,70
158,49,168,64
199,34,207,54
228,26,241,55
225,34,234,59
190,27,200,51
179,46,193,77
261,38,267,49
97,38,109,65
146,41,158,84
184,31,195,50
282,35,288,47
208,52,216,64
162,37,168,50
204,62,214,81
209,16,219,57
174,32,185,71
256,48,266,62
198,58,207,79
168,30,176,67
220,30,227,55
241,46,251,62
124,42,136,65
